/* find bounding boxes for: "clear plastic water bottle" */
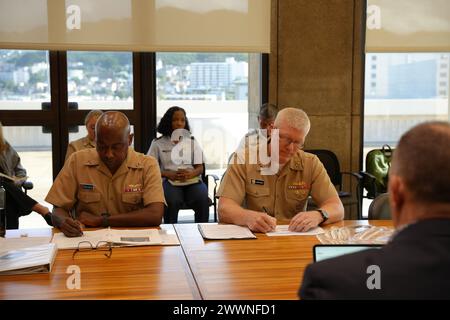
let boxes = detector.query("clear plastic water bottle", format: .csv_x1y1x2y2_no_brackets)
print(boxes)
0,185,5,237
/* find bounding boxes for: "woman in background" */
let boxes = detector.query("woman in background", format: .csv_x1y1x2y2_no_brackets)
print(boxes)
147,106,209,223
65,109,103,161
0,122,52,228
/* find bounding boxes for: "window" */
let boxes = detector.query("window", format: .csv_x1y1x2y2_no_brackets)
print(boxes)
67,51,133,110
155,52,262,222
0,50,50,110
155,53,259,173
363,52,450,216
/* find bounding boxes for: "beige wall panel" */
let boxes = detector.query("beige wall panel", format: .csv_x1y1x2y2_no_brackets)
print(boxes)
276,0,355,115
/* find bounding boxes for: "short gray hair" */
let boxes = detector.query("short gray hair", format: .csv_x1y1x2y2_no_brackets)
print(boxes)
274,107,310,134
84,110,104,126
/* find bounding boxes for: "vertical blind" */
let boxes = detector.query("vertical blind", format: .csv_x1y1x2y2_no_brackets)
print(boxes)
0,0,270,52
366,0,450,52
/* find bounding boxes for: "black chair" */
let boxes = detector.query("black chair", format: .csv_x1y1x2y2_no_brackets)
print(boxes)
0,177,34,229
22,180,34,194
305,149,363,218
368,193,391,220
178,164,220,222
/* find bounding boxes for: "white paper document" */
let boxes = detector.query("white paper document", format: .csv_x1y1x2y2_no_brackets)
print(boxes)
266,225,324,236
198,224,256,240
52,228,180,250
0,243,57,275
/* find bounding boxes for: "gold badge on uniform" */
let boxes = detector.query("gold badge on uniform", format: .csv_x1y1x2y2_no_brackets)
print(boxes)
124,184,143,192
287,181,310,198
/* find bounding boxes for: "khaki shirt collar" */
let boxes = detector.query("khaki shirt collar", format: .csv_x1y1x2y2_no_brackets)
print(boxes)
82,136,95,149
256,149,305,174
289,150,304,171
275,150,304,177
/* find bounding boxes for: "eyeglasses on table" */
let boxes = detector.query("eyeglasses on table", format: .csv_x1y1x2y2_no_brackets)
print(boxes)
72,240,113,259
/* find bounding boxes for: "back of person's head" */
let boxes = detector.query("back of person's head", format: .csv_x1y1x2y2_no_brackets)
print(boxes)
157,106,191,136
274,107,310,135
259,103,278,121
84,110,103,126
391,121,450,205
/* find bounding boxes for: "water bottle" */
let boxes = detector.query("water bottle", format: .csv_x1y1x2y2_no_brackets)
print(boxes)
0,184,5,237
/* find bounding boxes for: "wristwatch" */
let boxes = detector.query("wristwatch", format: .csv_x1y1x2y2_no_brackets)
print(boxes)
317,209,329,225
101,213,111,228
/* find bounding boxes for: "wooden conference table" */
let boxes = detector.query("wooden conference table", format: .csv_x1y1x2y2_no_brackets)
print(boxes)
0,220,392,300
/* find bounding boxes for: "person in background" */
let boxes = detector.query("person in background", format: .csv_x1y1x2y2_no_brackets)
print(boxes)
65,110,103,161
299,122,450,299
258,103,278,132
46,112,165,237
0,122,52,228
147,106,209,223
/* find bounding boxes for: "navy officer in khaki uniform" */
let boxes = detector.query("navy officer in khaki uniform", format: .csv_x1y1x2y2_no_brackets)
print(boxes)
46,111,165,237
217,107,344,233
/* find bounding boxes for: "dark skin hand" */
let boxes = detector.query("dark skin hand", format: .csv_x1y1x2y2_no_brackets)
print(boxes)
51,208,83,237
162,164,203,182
53,203,164,237
77,211,102,227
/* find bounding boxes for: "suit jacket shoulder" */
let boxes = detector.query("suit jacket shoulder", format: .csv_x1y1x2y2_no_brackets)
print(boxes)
300,219,450,300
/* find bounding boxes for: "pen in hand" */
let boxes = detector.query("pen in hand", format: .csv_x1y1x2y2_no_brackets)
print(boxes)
262,206,277,232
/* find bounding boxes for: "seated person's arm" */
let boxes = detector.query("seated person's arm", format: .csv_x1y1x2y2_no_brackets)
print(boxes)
161,164,203,182
289,195,344,232
218,197,276,233
77,202,164,228
52,206,83,237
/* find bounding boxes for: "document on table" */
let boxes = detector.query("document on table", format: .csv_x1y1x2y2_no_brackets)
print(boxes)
52,228,180,249
266,225,324,236
198,224,256,240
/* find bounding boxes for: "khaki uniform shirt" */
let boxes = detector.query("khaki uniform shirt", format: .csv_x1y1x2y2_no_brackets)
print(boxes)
46,148,165,216
217,149,338,220
65,136,95,161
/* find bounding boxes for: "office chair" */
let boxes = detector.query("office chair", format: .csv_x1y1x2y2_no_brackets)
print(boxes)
0,177,35,229
368,193,391,220
305,149,363,218
22,180,34,194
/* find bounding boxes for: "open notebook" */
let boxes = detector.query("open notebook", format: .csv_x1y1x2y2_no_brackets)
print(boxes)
52,228,180,250
0,239,57,275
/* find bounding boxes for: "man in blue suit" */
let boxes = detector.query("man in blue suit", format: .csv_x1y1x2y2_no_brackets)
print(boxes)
299,121,450,299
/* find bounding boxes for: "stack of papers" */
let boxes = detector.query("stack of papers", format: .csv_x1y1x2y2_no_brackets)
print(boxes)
52,228,180,250
198,224,256,240
266,225,324,236
0,237,57,275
